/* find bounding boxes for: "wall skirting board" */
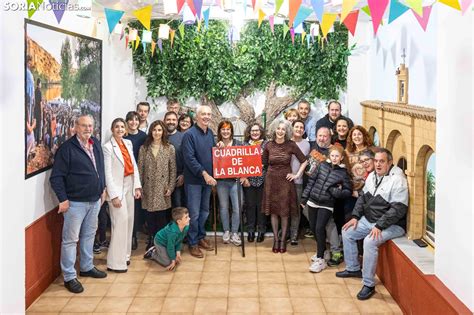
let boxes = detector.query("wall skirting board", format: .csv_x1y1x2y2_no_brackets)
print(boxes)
377,241,471,314
25,207,63,309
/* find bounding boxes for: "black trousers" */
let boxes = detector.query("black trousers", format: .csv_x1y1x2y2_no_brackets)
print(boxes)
132,199,147,238
146,208,171,239
308,205,333,259
244,185,267,233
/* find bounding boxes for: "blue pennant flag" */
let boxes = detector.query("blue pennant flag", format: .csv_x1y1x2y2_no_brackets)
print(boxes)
311,0,324,22
388,0,409,24
293,6,313,29
104,8,125,34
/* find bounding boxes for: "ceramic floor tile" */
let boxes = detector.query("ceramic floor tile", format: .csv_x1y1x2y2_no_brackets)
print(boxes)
160,297,196,313
78,283,112,297
228,284,258,298
227,297,260,313
197,284,229,297
127,297,164,313
315,269,346,284
173,261,204,272
60,296,102,313
290,297,326,313
288,284,321,298
322,297,359,313
135,283,170,297
200,271,230,284
113,271,146,284
203,260,230,272
229,271,258,284
353,296,393,313
193,297,227,313
94,296,133,313
258,283,290,297
318,284,351,298
384,296,404,314
170,271,201,284
127,260,152,272
259,297,293,313
41,284,76,297
27,297,70,312
257,260,284,272
166,284,199,297
82,272,117,284
105,283,140,297
286,272,317,284
230,260,257,272
258,272,287,284
142,271,174,284
283,261,312,272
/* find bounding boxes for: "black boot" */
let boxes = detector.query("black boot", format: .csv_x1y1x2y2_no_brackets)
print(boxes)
256,232,265,243
132,236,138,250
248,232,255,242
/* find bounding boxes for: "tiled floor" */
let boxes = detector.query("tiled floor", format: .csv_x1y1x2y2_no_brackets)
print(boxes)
27,236,403,314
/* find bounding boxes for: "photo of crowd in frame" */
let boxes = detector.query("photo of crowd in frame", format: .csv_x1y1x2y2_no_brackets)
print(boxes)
25,19,102,179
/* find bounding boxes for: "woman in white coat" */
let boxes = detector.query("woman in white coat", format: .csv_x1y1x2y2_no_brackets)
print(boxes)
103,118,141,272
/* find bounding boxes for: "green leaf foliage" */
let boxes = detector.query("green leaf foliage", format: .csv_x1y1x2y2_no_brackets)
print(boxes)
131,20,350,105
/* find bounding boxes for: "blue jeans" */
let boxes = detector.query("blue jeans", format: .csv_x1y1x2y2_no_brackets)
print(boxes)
216,180,241,233
61,200,100,282
342,216,405,287
185,184,212,246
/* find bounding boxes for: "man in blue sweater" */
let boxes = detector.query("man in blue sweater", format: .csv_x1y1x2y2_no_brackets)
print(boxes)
181,105,216,258
50,115,107,293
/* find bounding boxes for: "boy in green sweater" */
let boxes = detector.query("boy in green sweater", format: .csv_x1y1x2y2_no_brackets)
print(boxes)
144,207,190,271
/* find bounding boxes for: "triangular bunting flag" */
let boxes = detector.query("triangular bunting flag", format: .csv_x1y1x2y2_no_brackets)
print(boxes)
194,0,203,19
361,5,371,16
177,0,185,12
129,29,138,41
125,35,129,49
251,0,256,10
311,0,324,22
134,35,140,51
142,42,147,52
293,6,313,29
320,13,337,38
269,15,275,33
405,0,422,16
367,0,388,35
142,30,152,43
186,0,197,16
133,5,152,30
50,0,68,24
158,39,163,53
258,9,266,27
343,10,359,36
179,23,185,39
197,18,202,32
104,8,125,34
27,0,44,18
301,31,306,45
203,7,210,28
341,0,358,22
306,32,311,47
290,27,295,44
461,0,472,15
412,5,432,31
310,23,319,41
243,0,247,14
388,0,409,24
283,23,290,38
289,0,302,27
275,0,284,14
438,0,461,11
151,40,156,56
170,30,176,47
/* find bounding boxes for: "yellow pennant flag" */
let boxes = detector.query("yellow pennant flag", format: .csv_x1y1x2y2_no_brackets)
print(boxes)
133,5,152,30
438,0,461,11
341,0,359,22
320,13,337,38
197,19,202,32
170,30,176,48
134,35,141,51
258,9,266,28
301,31,306,45
151,41,156,56
405,0,422,16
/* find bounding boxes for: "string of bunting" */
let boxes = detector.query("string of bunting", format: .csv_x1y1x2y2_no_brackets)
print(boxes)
26,0,473,55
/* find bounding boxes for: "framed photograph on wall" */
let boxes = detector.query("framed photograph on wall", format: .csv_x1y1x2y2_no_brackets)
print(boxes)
25,19,102,179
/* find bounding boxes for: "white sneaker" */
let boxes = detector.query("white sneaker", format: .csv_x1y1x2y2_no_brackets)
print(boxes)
230,233,242,246
311,253,317,262
223,231,230,244
309,258,327,273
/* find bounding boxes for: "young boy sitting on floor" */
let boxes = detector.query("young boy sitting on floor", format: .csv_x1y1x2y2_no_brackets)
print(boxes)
144,207,190,271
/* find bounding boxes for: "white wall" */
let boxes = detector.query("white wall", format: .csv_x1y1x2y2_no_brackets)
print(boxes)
347,5,473,311
435,7,473,311
0,1,135,312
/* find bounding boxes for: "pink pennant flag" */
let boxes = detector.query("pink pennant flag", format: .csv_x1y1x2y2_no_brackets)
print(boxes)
125,35,129,48
461,0,472,14
412,5,432,31
367,0,389,35
269,15,275,33
158,39,163,53
290,27,295,45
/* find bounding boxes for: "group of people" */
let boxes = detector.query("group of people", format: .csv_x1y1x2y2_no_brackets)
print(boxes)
49,98,408,302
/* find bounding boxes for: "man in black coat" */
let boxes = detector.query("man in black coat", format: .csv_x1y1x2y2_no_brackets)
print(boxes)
316,100,354,134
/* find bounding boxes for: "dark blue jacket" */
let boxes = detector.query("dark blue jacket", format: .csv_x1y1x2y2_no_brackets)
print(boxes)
182,124,215,185
50,136,106,202
168,131,184,176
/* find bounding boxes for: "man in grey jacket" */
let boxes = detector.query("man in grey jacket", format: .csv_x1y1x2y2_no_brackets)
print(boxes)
336,147,408,300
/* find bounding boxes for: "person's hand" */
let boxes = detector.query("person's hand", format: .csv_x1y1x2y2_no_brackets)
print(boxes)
111,197,122,208
240,178,250,187
343,218,358,231
166,260,176,271
286,173,298,181
203,173,217,186
100,189,107,205
300,203,305,208
352,190,359,198
58,200,69,214
369,226,382,240
164,189,172,197
176,175,184,187
216,141,225,149
134,188,141,199
176,252,182,264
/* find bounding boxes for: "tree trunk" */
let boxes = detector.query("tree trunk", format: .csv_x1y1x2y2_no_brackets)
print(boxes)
201,95,222,134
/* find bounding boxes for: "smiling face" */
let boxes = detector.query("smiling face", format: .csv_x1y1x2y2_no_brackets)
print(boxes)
75,116,94,142
250,125,261,141
127,116,139,132
220,127,232,141
152,124,164,142
292,121,305,138
329,149,343,165
275,123,287,141
136,104,150,122
196,106,212,129
336,119,349,138
316,127,331,148
297,102,310,119
351,129,364,146
165,113,178,133
328,102,341,122
112,121,126,139
360,155,374,173
179,117,192,131
286,112,299,123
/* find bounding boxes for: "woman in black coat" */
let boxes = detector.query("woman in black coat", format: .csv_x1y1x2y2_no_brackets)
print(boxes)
301,144,352,273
